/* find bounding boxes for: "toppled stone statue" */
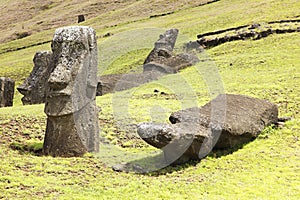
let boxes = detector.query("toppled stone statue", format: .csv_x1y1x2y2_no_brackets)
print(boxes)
43,26,99,157
17,51,53,105
143,28,199,74
138,94,278,165
97,29,200,96
0,77,15,107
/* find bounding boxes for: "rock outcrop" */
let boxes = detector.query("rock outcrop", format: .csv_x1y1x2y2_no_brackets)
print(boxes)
43,26,99,157
0,77,15,107
17,51,53,105
138,94,278,165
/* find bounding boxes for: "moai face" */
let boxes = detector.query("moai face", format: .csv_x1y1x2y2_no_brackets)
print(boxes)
45,26,98,116
17,51,53,105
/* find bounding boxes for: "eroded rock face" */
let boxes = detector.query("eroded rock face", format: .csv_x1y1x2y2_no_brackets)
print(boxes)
43,26,99,157
0,77,15,107
17,51,53,105
138,94,278,165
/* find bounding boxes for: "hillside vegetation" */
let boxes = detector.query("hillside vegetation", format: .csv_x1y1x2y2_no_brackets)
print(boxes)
0,0,299,199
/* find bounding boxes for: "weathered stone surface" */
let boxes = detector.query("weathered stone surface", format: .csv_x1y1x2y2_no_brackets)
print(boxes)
0,77,15,107
144,28,178,65
143,62,177,74
44,102,99,156
17,51,53,105
143,29,199,74
43,26,99,157
170,94,278,149
137,122,211,165
138,94,278,165
97,71,163,95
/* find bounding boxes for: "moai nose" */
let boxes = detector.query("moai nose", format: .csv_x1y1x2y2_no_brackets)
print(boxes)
48,64,71,90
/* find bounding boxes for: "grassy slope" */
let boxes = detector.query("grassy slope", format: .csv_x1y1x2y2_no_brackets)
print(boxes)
0,0,300,199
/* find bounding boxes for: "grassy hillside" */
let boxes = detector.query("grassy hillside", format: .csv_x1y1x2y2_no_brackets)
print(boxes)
0,0,299,199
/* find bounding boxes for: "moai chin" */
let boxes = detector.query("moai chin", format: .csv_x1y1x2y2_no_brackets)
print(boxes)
43,26,99,157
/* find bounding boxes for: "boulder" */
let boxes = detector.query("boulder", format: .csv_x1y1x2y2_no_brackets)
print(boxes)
137,94,278,165
0,77,15,107
17,51,53,105
43,26,99,157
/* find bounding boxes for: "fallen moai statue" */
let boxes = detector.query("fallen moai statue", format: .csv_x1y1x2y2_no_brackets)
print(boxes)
97,29,200,96
138,94,278,165
143,28,199,74
0,77,15,107
17,51,53,105
43,26,99,157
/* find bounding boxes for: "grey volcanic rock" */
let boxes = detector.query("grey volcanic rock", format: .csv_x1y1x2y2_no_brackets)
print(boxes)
97,71,163,95
170,94,278,149
0,77,15,107
17,51,53,105
143,62,177,74
143,29,199,74
144,28,178,64
138,94,278,165
43,26,99,157
137,122,210,164
96,29,200,97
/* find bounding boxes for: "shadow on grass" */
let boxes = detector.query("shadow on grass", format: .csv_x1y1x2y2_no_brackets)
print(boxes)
113,139,255,175
9,141,43,156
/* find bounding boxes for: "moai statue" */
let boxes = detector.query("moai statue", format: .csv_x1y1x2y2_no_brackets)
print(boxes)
144,28,179,65
43,26,99,157
0,77,15,107
78,15,85,23
17,51,53,105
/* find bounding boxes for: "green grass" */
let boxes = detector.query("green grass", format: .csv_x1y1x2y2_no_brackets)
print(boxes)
0,0,300,199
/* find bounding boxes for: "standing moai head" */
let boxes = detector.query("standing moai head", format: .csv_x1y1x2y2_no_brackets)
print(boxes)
43,26,99,157
0,77,15,107
17,51,53,105
45,26,98,116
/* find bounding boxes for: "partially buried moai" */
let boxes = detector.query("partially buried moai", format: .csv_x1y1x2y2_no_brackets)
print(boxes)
43,26,99,157
0,77,15,107
17,51,53,105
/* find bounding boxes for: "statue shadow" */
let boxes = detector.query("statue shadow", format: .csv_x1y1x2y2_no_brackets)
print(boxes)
114,140,253,175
